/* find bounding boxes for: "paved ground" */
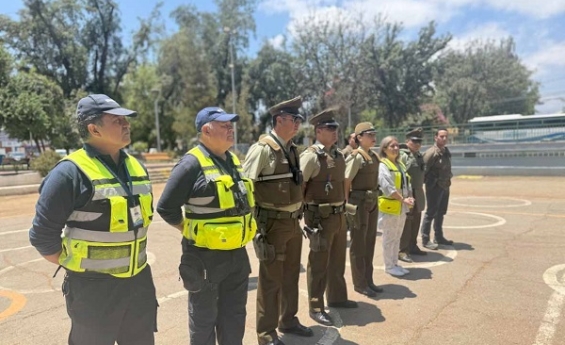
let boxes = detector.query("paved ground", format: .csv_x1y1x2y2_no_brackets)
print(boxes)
1,176,564,345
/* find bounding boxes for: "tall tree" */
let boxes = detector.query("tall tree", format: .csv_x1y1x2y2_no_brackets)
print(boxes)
0,69,66,152
434,37,539,124
0,0,160,97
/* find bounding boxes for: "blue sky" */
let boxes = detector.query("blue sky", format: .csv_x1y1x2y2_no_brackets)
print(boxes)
4,0,565,114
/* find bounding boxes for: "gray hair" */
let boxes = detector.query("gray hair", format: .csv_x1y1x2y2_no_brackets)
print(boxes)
77,113,104,140
378,135,399,161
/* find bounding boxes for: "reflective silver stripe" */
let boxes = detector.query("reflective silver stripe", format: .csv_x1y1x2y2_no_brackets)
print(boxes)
92,185,128,200
132,184,151,195
187,196,215,206
81,257,131,270
68,210,103,222
64,227,148,243
203,171,221,182
138,247,147,262
256,172,293,182
184,204,224,214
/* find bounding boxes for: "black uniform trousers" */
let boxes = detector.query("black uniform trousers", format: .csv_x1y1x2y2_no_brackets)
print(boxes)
349,201,378,290
400,207,422,254
420,183,450,241
307,212,348,312
63,265,158,345
183,244,251,345
256,217,303,345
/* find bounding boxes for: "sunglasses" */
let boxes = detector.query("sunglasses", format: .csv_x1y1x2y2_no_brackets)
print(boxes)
320,125,338,131
282,116,302,124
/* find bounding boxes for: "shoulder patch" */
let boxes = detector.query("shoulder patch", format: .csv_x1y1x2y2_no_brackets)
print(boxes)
356,149,373,163
258,136,280,151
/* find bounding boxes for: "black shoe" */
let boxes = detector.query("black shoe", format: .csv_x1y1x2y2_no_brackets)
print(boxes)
398,252,413,263
435,237,453,245
410,245,427,256
368,282,384,293
278,323,314,337
309,311,333,326
354,286,377,297
328,300,358,308
263,339,285,345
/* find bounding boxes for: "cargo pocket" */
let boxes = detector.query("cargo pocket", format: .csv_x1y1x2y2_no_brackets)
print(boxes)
178,253,208,292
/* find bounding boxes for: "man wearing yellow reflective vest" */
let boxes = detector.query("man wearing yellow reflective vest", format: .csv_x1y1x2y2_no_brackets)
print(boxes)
29,94,158,345
157,107,255,345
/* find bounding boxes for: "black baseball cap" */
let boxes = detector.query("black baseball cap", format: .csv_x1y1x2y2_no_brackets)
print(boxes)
76,94,137,119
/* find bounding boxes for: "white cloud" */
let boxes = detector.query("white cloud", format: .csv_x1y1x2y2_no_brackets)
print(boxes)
268,34,285,49
479,0,565,19
525,42,565,74
447,22,511,51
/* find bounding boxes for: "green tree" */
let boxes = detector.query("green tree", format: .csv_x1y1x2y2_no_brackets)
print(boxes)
434,37,539,124
0,69,65,152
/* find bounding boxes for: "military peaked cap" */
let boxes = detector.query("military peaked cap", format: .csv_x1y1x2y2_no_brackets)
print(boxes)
406,127,423,141
268,96,304,120
309,108,339,127
354,122,377,135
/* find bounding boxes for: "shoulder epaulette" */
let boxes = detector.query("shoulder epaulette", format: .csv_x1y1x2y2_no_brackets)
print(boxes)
258,135,280,151
353,149,373,163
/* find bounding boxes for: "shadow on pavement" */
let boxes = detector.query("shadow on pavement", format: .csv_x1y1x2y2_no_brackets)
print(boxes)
396,267,432,281
453,242,475,251
336,300,385,327
411,251,453,263
375,284,418,300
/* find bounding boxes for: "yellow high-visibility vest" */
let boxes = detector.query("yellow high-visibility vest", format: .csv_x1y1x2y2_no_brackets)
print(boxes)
183,146,256,250
378,158,409,215
59,149,152,277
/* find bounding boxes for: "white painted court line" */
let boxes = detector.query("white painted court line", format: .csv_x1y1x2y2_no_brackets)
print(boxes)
450,196,532,208
0,229,29,236
444,211,506,229
0,245,33,253
534,264,565,345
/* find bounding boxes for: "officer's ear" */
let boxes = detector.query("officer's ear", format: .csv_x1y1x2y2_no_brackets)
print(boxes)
87,123,102,137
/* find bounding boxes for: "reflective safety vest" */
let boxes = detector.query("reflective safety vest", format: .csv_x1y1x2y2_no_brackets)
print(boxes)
378,158,409,215
59,149,153,278
183,146,256,250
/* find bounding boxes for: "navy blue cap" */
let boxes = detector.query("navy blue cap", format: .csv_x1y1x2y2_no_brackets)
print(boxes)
195,107,239,132
76,94,136,119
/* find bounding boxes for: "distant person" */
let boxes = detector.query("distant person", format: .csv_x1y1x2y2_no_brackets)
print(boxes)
157,107,255,344
398,128,427,262
345,122,382,297
341,132,357,158
377,136,414,277
29,94,157,345
420,127,453,249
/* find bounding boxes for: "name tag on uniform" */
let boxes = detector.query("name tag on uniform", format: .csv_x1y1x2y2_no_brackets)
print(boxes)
238,180,247,195
130,205,144,227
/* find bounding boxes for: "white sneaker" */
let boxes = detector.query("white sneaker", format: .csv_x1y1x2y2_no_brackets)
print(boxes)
386,266,405,277
396,265,409,274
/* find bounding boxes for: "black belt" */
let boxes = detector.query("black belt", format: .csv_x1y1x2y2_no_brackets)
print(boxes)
257,207,303,219
305,203,345,214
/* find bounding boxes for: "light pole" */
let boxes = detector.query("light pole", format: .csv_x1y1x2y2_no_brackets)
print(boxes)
151,88,162,152
224,27,238,150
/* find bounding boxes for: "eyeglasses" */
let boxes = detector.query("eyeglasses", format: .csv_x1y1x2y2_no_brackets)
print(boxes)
282,116,302,124
388,144,400,148
320,126,338,132
362,132,376,137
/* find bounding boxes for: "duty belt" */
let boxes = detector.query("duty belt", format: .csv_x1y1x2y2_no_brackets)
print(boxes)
256,207,302,219
305,203,345,214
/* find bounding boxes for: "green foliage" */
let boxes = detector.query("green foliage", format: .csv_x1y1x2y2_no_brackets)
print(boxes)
31,150,62,177
131,141,149,153
0,70,66,152
434,38,539,124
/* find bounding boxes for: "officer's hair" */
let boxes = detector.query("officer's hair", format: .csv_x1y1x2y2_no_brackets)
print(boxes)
435,127,448,136
378,135,400,162
77,113,104,140
354,134,361,146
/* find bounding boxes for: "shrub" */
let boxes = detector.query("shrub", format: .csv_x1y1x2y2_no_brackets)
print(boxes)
31,151,62,177
131,141,148,153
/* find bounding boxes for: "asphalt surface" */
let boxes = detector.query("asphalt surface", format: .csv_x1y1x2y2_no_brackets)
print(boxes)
1,176,565,345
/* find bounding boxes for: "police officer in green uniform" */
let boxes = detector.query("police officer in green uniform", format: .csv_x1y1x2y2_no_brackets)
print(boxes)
157,107,255,345
344,122,383,297
398,128,427,262
300,109,358,327
420,127,454,249
243,97,313,345
29,94,157,345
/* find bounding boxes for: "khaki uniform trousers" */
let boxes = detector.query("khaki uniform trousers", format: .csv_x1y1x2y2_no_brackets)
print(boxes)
400,207,422,254
256,217,303,345
349,201,378,290
306,212,348,312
